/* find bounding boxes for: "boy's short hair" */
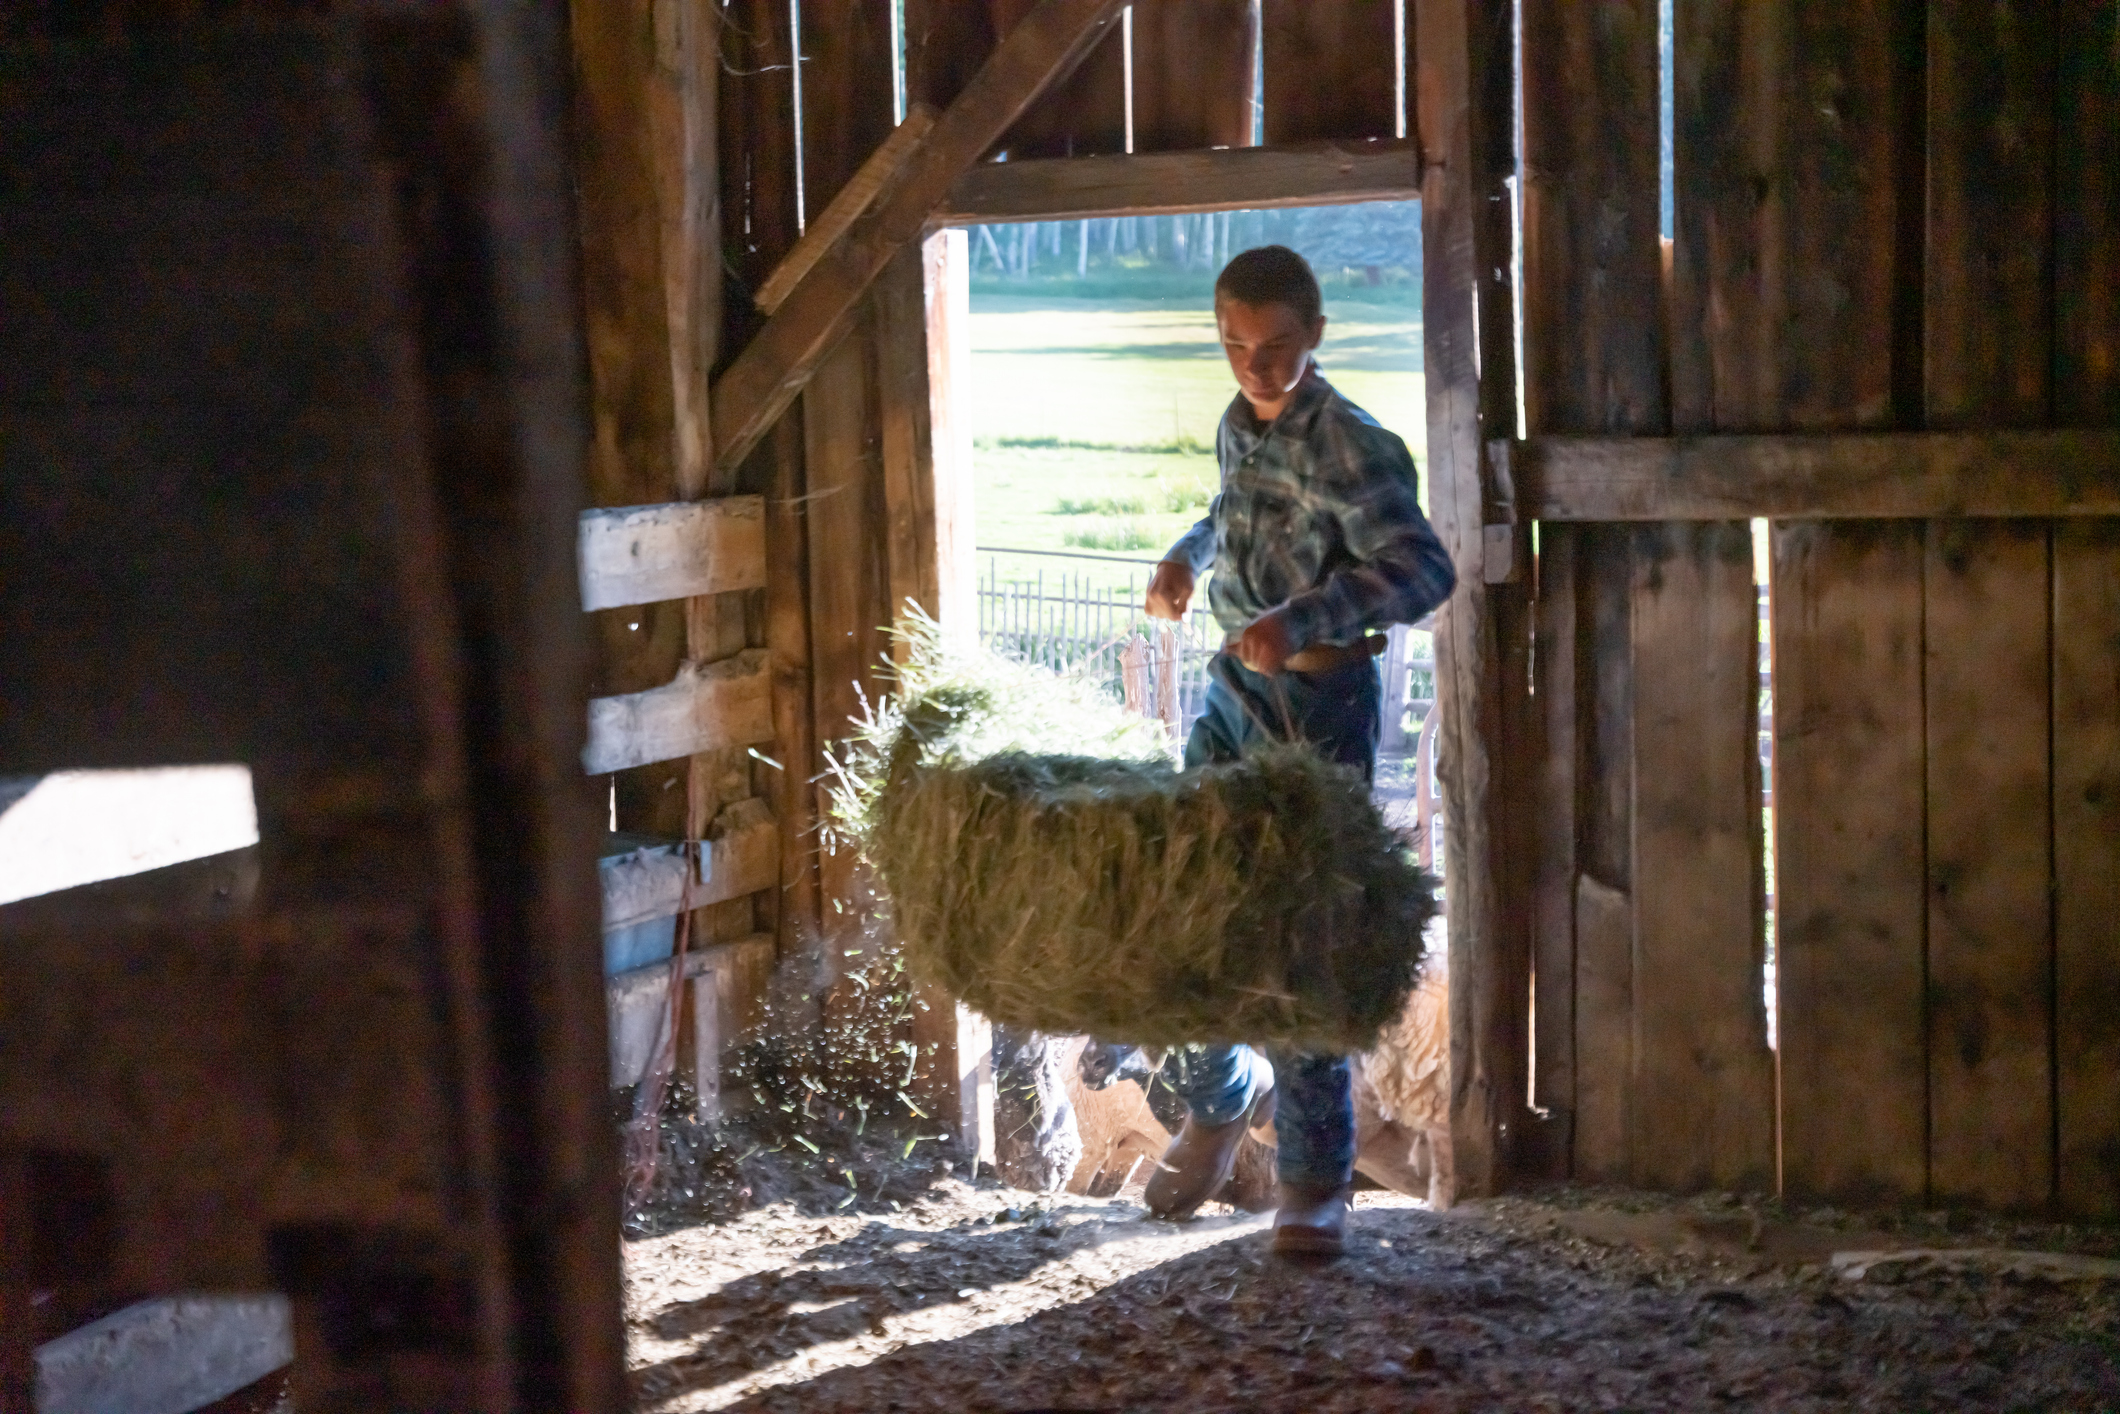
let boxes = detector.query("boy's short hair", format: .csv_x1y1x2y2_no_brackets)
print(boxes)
1214,245,1323,325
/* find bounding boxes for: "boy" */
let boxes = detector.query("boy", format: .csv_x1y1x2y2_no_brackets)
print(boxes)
1143,245,1455,1257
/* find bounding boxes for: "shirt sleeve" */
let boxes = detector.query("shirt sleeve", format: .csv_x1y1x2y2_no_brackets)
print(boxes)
1276,422,1458,648
1164,511,1217,575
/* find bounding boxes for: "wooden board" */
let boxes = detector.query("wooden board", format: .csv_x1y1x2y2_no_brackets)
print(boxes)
1771,521,1928,1204
935,138,1420,223
924,229,979,629
1670,0,1919,432
1924,520,2053,1210
1627,521,1774,1192
1263,0,1401,143
712,0,1127,472
1572,874,1631,1183
874,244,942,639
1925,0,2054,432
2054,520,2120,1217
582,651,775,774
1508,430,2120,522
1129,0,1257,151
2054,2,2120,429
793,0,899,217
577,497,767,610
572,0,693,837
2051,1,2120,1219
905,0,1127,159
802,325,890,932
1529,525,1577,1148
1519,0,1664,436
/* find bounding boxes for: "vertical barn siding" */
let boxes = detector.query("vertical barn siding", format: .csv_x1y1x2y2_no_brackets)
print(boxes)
1673,0,1929,1204
1130,0,1259,150
2052,1,2120,1220
1923,0,2057,1213
571,0,691,837
719,0,820,952
1622,0,1776,1194
1263,0,1402,143
905,0,1127,157
798,0,900,214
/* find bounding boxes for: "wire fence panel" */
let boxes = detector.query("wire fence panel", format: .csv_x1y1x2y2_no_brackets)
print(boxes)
974,552,1436,751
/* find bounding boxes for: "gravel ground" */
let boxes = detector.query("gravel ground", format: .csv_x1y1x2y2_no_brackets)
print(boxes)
626,1154,2120,1413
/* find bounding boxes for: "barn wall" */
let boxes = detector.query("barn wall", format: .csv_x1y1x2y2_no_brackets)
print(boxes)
1519,0,2120,1217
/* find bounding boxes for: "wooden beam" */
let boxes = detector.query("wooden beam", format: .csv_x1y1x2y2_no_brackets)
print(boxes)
576,497,766,611
755,105,938,316
582,651,773,775
709,0,1127,473
932,139,1420,224
1507,430,2120,522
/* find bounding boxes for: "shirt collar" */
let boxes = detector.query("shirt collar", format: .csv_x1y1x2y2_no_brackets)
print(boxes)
1223,363,1332,450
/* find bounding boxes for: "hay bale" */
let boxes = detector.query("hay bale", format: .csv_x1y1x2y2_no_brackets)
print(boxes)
833,618,1439,1054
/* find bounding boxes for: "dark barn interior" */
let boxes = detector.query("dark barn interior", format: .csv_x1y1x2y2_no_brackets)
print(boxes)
3,1,2118,1410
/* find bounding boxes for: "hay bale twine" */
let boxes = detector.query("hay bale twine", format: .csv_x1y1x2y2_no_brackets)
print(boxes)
867,741,1439,1054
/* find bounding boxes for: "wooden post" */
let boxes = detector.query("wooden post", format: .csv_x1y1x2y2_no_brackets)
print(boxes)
2053,0,2120,1222
1923,0,2057,1213
1415,0,1521,1200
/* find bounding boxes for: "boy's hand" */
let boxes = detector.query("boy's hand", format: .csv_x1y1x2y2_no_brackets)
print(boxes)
1234,608,1297,676
1145,561,1195,620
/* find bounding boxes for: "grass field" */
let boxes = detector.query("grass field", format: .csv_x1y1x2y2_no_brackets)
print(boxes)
968,296,1427,599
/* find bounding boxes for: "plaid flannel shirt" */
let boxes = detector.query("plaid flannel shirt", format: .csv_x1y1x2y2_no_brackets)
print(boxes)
1165,367,1457,649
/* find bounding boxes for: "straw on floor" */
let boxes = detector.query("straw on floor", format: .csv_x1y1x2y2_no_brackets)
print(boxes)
831,618,1439,1054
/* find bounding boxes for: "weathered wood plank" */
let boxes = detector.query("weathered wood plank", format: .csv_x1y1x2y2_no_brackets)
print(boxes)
1263,0,1401,143
2054,520,2120,1218
1508,430,2120,522
1520,0,1664,437
1627,522,1774,1192
577,497,766,610
702,799,781,907
1924,520,2053,1211
583,651,774,774
1518,0,1664,1189
1130,0,1257,151
1572,874,1631,1183
1416,0,1516,1200
1772,521,1928,1204
875,243,942,642
1529,525,1577,1153
1926,0,2055,432
2055,2,2120,430
1671,0,1920,432
935,139,1420,224
758,108,938,315
2052,0,2120,1220
598,837,695,932
713,0,1126,473
1923,0,2058,1213
572,0,694,837
924,229,979,629
749,414,822,959
794,0,900,218
911,991,997,1166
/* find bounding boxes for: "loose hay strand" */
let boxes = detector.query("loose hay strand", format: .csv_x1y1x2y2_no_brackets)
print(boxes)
833,615,1439,1054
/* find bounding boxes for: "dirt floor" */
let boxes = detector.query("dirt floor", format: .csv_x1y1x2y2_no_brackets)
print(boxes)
625,1130,2120,1413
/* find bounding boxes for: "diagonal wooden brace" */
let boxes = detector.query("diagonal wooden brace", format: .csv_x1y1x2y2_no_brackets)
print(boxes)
708,0,1127,473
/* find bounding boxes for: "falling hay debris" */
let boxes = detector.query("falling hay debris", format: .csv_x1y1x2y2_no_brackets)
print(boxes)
831,617,1440,1054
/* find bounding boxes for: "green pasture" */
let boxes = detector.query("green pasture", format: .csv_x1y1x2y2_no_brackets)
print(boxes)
967,296,1428,600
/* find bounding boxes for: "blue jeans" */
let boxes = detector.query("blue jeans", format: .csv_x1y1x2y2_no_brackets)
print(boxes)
1162,651,1380,1190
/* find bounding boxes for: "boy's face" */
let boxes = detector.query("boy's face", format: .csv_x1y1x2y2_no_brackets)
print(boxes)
1216,296,1327,417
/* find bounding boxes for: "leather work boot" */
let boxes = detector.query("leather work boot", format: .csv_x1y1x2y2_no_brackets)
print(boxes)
1270,1181,1354,1258
1144,1087,1275,1220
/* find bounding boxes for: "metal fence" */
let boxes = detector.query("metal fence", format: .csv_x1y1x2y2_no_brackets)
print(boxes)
974,550,1435,749
975,556,1220,740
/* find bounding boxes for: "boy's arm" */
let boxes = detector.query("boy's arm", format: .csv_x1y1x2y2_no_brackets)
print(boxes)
1275,431,1457,649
